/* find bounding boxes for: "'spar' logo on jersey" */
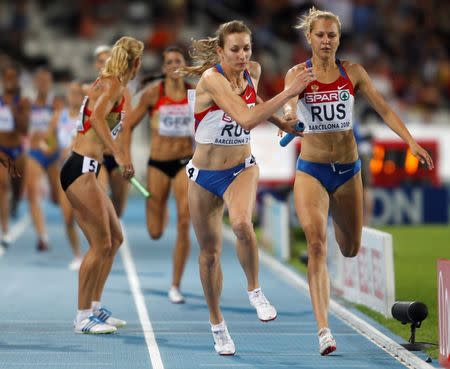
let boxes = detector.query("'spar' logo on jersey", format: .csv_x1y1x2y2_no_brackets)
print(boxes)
340,90,350,101
222,113,233,123
305,91,339,104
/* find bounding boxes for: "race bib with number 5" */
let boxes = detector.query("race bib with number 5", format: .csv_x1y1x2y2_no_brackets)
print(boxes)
82,156,99,174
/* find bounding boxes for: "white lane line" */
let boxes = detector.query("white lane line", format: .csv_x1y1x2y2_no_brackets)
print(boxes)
200,365,369,368
223,227,433,369
120,225,164,369
1,214,29,257
0,320,316,325
0,364,113,367
1,330,359,336
9,214,30,242
223,226,434,369
256,250,434,369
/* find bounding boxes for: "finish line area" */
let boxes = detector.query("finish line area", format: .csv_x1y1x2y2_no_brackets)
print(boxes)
0,197,435,369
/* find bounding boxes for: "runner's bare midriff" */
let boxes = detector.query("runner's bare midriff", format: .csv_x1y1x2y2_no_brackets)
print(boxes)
150,129,193,161
300,130,358,163
0,132,21,147
192,143,251,170
71,129,105,161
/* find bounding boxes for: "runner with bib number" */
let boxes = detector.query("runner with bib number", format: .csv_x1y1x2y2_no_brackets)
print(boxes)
283,7,434,356
181,20,315,356
129,46,195,304
60,37,143,335
90,45,130,218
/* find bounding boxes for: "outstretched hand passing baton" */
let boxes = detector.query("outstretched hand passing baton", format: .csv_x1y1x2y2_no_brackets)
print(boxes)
279,121,305,147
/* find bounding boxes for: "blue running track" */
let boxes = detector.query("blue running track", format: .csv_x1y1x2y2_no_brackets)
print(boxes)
0,197,438,368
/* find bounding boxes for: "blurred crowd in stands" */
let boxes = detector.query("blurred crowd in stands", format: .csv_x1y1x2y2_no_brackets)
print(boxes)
0,0,448,123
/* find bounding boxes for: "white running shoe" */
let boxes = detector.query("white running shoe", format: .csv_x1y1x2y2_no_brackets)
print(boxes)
74,315,117,334
94,307,126,328
68,257,82,271
318,328,337,355
249,289,277,322
0,245,5,257
212,324,236,355
1,233,11,249
168,286,185,304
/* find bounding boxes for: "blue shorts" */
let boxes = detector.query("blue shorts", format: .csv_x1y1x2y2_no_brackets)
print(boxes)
186,155,256,198
296,157,361,193
29,149,60,170
0,145,23,161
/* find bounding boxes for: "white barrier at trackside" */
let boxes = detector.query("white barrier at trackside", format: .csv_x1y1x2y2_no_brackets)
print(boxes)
261,193,290,261
327,223,396,317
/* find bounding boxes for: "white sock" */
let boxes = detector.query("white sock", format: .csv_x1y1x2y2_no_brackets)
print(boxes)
91,301,101,312
40,233,49,243
248,287,261,299
210,320,226,332
76,309,92,323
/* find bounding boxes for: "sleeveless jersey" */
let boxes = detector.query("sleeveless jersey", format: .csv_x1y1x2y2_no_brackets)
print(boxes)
0,96,19,132
150,81,193,137
194,64,256,145
57,108,78,149
76,88,125,141
298,59,355,134
30,101,53,134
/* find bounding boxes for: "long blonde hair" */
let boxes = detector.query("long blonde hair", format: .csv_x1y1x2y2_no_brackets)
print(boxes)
182,20,251,76
295,7,341,38
101,36,144,79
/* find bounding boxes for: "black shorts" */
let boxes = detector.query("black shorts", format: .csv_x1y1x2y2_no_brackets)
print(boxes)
60,151,101,191
103,154,119,173
147,156,192,178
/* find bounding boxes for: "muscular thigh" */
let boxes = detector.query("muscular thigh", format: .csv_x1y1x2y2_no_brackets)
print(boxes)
14,154,27,173
47,162,60,199
0,164,8,187
58,179,73,222
9,154,26,195
329,172,363,245
26,158,44,191
147,165,171,217
97,165,109,193
65,173,111,245
105,189,123,244
109,168,128,196
293,172,329,243
172,168,189,218
188,181,223,251
223,165,258,222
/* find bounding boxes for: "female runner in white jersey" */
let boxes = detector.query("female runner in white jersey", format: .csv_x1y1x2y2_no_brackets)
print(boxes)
60,36,143,334
26,67,60,251
283,7,433,356
183,20,315,355
49,81,84,270
129,46,194,304
0,64,30,248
